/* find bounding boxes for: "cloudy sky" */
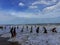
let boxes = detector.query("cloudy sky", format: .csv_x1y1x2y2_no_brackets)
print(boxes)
0,0,60,24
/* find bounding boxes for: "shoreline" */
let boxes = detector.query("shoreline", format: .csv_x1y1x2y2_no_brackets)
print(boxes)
0,35,19,45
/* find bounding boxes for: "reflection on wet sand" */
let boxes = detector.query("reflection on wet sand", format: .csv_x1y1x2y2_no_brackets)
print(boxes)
0,35,19,45
10,42,19,45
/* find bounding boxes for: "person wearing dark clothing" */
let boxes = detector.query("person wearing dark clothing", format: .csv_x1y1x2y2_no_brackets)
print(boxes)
0,26,3,30
10,27,14,38
10,27,16,38
51,27,57,33
36,27,39,33
26,26,28,29
13,27,16,37
26,26,28,32
43,27,47,33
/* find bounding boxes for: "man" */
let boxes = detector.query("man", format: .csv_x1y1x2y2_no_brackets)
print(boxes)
43,27,47,33
10,27,16,38
13,27,16,37
10,27,14,38
51,27,57,33
36,27,39,33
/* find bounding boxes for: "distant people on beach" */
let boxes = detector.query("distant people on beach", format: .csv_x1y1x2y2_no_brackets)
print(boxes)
30,26,33,33
9,25,58,38
10,27,13,38
26,26,28,31
36,27,39,33
51,27,57,33
21,26,24,32
43,27,47,33
17,26,19,29
4,26,6,29
10,27,16,38
0,26,3,30
13,27,16,37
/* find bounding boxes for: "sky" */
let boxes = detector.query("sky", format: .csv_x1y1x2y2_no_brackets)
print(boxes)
0,0,60,24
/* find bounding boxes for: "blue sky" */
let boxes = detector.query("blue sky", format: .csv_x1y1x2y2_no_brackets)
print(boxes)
0,0,60,24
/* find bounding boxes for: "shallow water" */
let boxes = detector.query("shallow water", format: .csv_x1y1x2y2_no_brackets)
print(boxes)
0,35,20,45
0,25,60,45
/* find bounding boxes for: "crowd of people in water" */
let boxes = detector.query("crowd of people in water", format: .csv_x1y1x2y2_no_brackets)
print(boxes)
0,25,57,38
9,26,57,38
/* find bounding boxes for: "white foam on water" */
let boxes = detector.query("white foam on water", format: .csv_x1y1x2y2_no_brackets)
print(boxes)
8,37,17,42
1,33,11,38
0,25,60,45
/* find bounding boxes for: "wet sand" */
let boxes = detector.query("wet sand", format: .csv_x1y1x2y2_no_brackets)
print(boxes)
0,35,20,45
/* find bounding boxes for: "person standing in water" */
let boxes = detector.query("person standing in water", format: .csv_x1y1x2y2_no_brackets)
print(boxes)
51,27,57,33
36,27,39,33
10,27,13,38
43,27,47,33
21,26,24,32
10,27,16,38
13,27,16,37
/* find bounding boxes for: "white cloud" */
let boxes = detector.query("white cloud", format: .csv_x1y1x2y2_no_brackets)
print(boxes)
10,12,37,18
52,0,57,2
0,10,60,24
43,2,60,13
29,0,58,11
32,0,50,5
0,8,60,22
19,2,24,6
32,0,58,6
10,11,60,18
0,11,17,22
